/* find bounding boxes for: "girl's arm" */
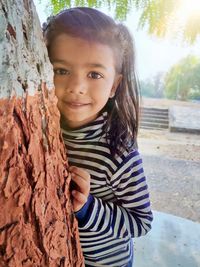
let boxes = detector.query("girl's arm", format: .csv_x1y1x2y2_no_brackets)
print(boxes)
74,149,153,240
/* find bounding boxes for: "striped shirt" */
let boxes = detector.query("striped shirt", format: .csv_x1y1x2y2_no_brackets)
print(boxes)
62,112,153,267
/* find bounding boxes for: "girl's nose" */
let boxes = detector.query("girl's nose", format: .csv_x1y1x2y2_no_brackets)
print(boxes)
67,75,86,95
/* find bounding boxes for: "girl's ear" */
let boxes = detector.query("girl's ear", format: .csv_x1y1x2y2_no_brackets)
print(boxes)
110,74,122,98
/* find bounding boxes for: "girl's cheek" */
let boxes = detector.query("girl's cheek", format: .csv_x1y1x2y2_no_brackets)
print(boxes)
53,77,58,89
55,87,62,99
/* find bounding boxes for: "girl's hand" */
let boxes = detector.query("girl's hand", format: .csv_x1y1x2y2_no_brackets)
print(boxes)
69,166,91,212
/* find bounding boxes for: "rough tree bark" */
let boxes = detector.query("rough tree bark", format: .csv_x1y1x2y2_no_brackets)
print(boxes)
0,0,84,266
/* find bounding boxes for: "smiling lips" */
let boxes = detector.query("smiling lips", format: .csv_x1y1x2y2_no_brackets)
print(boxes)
65,101,90,109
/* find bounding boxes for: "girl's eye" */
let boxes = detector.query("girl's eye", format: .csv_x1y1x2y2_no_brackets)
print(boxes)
88,72,103,79
54,68,70,75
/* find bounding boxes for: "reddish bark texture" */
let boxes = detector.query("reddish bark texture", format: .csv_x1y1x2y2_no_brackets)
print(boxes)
0,0,84,267
0,0,84,265
0,87,84,266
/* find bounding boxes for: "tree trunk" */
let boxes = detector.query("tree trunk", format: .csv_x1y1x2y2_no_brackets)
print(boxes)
0,1,84,266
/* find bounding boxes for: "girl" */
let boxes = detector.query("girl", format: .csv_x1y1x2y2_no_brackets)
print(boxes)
43,7,153,267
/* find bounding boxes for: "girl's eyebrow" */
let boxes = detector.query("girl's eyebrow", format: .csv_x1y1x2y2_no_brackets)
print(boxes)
87,63,107,70
51,59,68,64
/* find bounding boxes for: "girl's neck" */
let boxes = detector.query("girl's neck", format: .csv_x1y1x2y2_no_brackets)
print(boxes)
60,111,106,131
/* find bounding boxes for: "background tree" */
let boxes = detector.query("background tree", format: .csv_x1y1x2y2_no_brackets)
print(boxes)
46,0,200,43
164,55,200,101
140,72,165,98
0,0,84,266
189,64,200,100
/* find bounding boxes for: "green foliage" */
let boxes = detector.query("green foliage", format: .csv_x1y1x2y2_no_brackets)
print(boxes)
140,80,156,98
47,0,200,43
184,13,200,44
135,0,200,44
140,72,165,98
48,0,132,20
137,0,174,36
164,55,200,101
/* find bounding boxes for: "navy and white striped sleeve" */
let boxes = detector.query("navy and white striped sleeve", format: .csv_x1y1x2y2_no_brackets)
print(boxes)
75,149,153,239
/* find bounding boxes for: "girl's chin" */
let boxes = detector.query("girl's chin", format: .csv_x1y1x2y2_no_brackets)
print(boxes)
62,114,99,129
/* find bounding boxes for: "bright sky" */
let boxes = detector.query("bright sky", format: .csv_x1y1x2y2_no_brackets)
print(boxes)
125,11,200,80
33,0,200,80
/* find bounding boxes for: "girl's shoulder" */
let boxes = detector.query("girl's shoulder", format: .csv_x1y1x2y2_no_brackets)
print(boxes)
114,145,142,165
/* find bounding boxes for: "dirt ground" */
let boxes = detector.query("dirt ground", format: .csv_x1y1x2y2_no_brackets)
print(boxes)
138,128,200,223
137,97,200,223
138,129,200,162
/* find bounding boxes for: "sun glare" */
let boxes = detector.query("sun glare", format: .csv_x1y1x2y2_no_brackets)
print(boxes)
175,0,200,24
165,0,200,40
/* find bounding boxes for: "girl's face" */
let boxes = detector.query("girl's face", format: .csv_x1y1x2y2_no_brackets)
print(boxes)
50,34,121,128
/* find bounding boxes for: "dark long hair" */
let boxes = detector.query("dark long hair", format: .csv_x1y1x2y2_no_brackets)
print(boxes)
43,7,140,156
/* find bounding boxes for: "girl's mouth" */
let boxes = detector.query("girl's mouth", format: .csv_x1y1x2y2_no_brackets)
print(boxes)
65,102,90,109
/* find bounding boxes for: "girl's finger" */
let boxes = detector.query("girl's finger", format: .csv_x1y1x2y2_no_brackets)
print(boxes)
71,173,89,193
69,166,90,181
72,190,87,204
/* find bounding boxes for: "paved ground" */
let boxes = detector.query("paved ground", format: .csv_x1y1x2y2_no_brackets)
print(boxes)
134,211,200,267
138,129,200,223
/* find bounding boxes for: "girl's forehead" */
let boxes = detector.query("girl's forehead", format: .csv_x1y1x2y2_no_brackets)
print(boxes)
50,34,116,68
51,34,109,49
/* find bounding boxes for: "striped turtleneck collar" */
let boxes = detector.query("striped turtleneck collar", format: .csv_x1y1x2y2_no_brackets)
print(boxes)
61,112,108,140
